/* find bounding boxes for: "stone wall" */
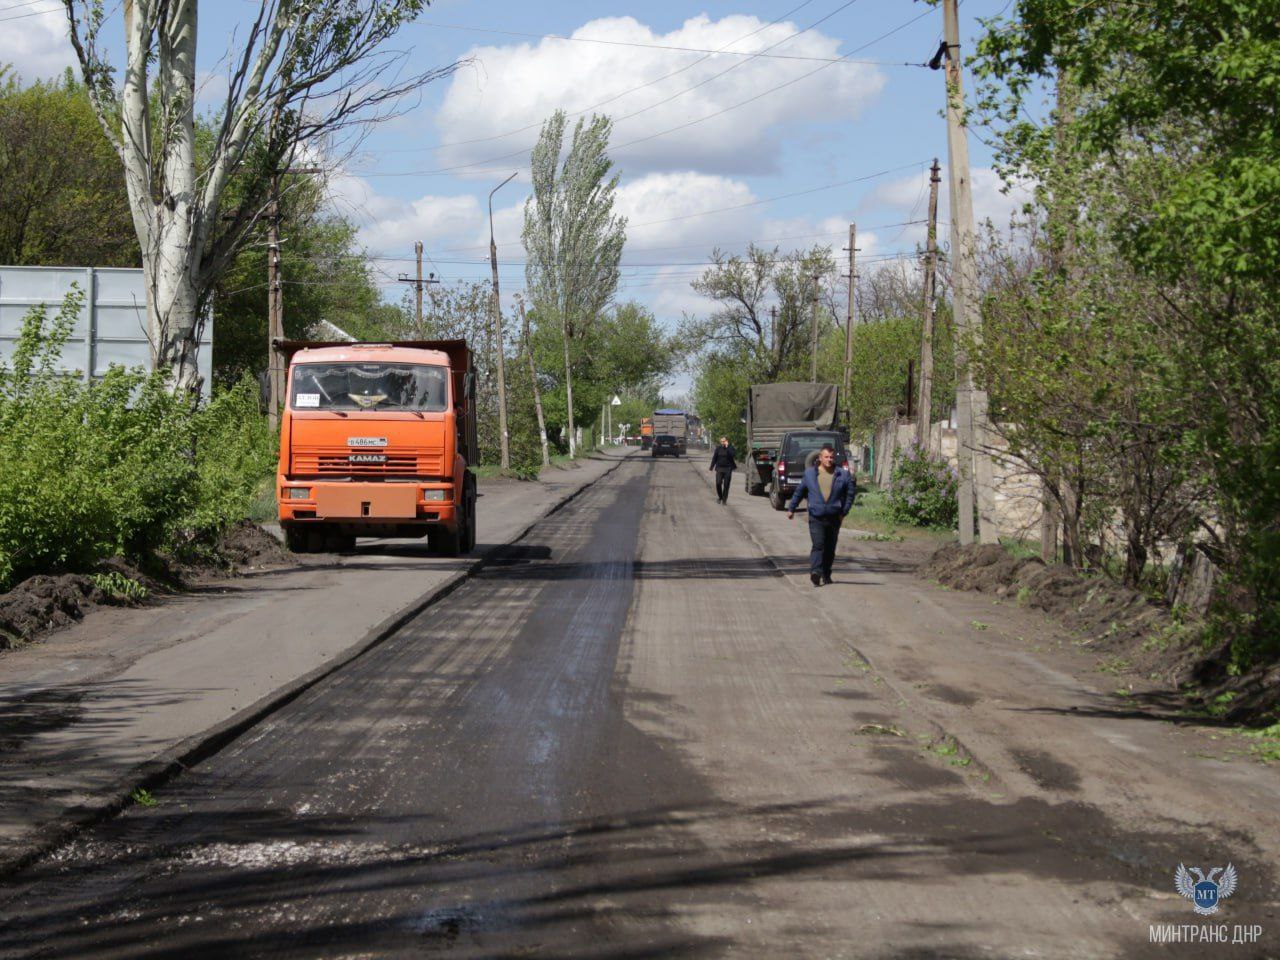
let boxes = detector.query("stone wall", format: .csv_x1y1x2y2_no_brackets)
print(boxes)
870,417,1044,541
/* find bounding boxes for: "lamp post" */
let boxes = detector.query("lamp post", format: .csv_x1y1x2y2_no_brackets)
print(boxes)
489,171,518,470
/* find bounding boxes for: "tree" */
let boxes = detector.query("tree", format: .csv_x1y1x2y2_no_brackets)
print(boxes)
0,71,137,267
62,0,458,390
684,245,837,381
522,110,627,457
975,0,1280,657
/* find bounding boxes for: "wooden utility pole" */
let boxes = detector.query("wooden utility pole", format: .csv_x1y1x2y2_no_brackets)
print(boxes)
488,172,517,470
516,295,550,468
809,273,821,382
267,174,284,432
941,0,998,545
397,242,439,335
843,223,856,425
414,241,424,331
915,159,942,452
770,305,779,370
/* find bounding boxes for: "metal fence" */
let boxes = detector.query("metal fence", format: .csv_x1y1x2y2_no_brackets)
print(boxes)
0,265,212,396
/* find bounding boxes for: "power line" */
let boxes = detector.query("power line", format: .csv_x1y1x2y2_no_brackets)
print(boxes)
354,6,939,179
372,0,825,156
420,17,930,66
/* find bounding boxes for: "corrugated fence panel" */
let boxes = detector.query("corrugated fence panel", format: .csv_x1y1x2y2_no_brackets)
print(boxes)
0,265,212,395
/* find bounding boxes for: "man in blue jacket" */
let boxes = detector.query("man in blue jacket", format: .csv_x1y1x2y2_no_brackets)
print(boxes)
787,444,857,586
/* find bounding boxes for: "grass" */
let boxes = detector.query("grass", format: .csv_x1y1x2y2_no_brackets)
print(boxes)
472,451,594,481
1241,723,1280,762
247,479,277,523
844,488,955,544
131,787,158,807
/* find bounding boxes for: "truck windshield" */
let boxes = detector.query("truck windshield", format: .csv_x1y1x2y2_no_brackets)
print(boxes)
290,363,448,412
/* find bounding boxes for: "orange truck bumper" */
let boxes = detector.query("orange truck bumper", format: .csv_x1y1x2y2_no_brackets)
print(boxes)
278,480,457,528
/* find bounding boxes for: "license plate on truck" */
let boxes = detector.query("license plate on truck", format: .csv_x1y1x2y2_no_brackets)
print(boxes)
316,486,419,519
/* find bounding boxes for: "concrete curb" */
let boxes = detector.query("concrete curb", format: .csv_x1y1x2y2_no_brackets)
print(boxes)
1,453,633,877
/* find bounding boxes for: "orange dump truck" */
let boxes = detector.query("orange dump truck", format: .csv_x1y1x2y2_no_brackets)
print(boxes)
640,417,654,449
275,340,477,555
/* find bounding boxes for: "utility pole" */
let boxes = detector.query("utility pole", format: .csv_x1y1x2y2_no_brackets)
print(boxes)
940,0,998,545
915,159,942,452
267,174,284,433
770,305,779,371
397,242,439,336
414,242,424,331
843,223,857,428
264,165,325,431
516,294,550,468
489,172,517,471
809,273,821,382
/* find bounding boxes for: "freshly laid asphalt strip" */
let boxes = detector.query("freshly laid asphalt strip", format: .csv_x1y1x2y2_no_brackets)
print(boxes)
0,458,1268,958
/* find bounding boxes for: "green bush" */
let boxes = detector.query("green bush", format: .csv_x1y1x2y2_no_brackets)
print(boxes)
885,443,959,529
0,288,276,589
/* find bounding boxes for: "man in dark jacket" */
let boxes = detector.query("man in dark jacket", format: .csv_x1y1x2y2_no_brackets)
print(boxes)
786,444,856,586
709,436,737,504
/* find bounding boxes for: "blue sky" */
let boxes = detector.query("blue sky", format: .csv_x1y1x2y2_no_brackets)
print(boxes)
4,0,1027,384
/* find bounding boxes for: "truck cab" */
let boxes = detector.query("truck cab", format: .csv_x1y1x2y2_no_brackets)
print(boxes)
275,340,477,555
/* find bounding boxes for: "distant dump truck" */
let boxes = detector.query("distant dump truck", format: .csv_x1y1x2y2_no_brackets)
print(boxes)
640,417,654,449
275,340,478,556
651,409,688,456
743,382,840,495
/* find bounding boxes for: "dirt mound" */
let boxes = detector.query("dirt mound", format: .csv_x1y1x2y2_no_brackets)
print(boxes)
218,521,290,569
919,543,1278,724
0,523,292,651
0,575,105,650
920,543,1166,645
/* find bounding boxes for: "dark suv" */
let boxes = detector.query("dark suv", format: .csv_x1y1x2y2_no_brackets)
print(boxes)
769,430,850,510
651,434,681,458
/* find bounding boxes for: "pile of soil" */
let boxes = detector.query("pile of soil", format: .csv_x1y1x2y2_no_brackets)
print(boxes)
919,543,1278,724
0,523,293,651
218,520,291,568
0,575,105,650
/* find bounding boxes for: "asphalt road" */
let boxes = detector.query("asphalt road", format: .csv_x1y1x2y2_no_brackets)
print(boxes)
0,457,1275,958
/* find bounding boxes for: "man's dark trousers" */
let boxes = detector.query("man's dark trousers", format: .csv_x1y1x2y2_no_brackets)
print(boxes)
715,469,732,502
808,516,841,579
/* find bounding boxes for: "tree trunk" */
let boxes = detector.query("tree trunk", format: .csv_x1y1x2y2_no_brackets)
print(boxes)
130,0,203,392
520,299,550,468
562,313,576,459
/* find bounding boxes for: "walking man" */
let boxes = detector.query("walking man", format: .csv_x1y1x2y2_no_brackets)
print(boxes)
709,436,737,504
787,444,856,586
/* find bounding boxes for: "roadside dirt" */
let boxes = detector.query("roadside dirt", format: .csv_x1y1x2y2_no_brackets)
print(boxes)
0,523,295,651
918,542,1279,725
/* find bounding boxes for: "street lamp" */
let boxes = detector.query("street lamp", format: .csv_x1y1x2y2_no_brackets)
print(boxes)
489,171,518,470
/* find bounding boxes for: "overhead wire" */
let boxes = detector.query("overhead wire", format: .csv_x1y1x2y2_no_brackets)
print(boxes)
353,3,938,178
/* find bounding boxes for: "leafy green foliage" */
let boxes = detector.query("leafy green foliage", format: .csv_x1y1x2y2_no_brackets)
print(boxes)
89,571,149,602
0,70,138,267
974,0,1280,663
0,290,275,589
885,443,959,529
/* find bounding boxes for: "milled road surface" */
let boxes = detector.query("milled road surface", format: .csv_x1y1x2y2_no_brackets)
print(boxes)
0,458,1276,958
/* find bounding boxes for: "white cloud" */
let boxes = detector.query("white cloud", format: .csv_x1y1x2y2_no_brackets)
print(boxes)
0,7,74,81
433,14,885,176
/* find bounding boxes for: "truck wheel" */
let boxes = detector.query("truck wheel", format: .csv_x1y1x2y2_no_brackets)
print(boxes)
463,476,477,552
432,526,462,557
284,526,309,553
